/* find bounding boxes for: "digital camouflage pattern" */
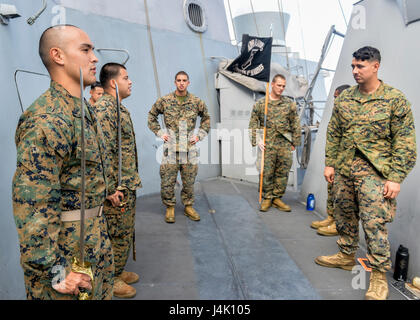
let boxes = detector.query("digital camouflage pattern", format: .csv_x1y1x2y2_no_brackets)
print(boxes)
148,92,210,207
249,96,301,199
326,183,334,217
249,96,301,148
255,142,293,200
326,82,417,272
94,93,142,277
325,81,417,183
332,154,396,272
160,150,199,206
12,81,114,300
148,91,210,152
104,190,137,276
94,93,142,194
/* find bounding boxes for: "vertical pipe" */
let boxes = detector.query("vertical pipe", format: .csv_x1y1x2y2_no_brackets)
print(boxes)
250,0,260,36
277,0,290,70
226,0,240,53
144,0,161,98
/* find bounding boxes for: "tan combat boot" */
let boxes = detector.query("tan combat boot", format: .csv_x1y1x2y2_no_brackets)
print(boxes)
314,251,356,271
413,277,420,290
272,198,291,212
365,270,389,300
317,222,338,236
165,206,175,223
113,277,136,299
184,206,200,221
311,215,334,229
120,271,139,284
259,199,272,212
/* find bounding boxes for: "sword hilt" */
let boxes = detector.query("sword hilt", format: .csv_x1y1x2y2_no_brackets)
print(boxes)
116,185,128,210
71,256,94,300
118,201,128,210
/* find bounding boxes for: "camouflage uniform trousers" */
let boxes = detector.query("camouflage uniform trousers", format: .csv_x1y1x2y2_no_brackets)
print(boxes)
104,190,137,277
24,215,114,300
326,182,334,217
332,154,396,272
256,140,293,200
160,149,198,207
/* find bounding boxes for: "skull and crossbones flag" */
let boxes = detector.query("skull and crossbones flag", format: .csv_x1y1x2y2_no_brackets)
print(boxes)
227,34,273,83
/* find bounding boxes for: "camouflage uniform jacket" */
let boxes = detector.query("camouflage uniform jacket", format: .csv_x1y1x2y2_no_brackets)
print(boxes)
94,93,142,194
148,91,210,152
12,81,108,284
325,81,417,183
249,95,302,147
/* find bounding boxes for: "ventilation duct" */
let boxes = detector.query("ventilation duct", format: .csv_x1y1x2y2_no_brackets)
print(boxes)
183,0,207,33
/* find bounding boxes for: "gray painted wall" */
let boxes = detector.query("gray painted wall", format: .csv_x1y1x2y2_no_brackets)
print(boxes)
0,0,236,299
301,0,420,279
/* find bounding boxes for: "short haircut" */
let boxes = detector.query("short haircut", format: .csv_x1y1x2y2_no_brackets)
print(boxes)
175,71,189,80
90,81,102,90
100,63,126,88
335,84,350,95
352,46,381,63
272,74,286,83
39,24,79,70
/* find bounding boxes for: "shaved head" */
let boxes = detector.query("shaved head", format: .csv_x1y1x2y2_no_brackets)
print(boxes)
37,25,98,95
39,24,80,70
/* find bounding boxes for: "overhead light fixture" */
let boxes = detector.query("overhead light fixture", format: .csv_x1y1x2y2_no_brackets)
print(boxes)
0,4,21,25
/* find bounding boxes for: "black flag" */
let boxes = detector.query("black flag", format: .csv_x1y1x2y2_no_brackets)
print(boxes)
227,34,273,82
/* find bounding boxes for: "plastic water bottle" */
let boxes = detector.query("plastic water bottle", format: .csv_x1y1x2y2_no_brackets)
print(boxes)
306,193,315,211
393,245,409,281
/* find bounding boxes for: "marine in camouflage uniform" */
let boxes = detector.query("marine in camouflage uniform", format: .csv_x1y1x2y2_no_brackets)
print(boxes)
12,81,114,300
94,93,142,280
323,81,416,271
311,85,350,235
148,72,210,222
316,46,416,300
249,75,301,211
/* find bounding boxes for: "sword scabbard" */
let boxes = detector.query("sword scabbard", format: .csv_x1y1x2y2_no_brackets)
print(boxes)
133,232,136,261
77,68,93,300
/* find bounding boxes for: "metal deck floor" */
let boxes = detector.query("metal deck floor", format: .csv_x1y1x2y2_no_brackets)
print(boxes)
121,177,405,300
